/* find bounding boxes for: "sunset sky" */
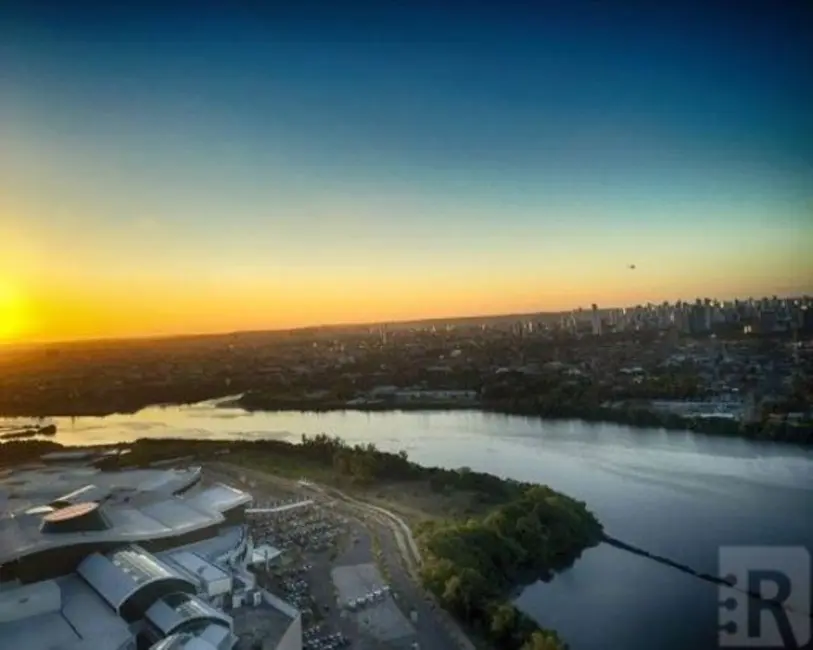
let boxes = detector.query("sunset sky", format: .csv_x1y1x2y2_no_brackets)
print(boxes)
1,2,811,343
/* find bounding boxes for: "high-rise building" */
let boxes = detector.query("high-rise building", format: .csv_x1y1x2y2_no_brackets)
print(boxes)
591,304,602,336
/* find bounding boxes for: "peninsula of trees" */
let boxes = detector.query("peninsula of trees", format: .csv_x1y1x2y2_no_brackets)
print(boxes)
1,435,603,649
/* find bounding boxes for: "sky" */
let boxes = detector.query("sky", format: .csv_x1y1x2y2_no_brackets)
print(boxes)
1,1,812,343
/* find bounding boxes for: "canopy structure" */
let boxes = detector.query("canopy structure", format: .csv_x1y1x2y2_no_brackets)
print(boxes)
79,545,196,621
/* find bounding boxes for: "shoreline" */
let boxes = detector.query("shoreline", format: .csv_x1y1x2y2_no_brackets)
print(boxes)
1,395,811,447
603,535,813,620
0,435,602,650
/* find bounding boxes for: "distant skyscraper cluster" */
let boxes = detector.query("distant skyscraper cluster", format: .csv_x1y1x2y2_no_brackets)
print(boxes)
568,296,812,337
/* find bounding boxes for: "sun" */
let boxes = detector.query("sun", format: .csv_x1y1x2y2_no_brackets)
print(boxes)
0,281,26,341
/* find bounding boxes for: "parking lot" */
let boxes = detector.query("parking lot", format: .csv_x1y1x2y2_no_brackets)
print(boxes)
248,493,418,650
210,465,446,649
333,563,416,648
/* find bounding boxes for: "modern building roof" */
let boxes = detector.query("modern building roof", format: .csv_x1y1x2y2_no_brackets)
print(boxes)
0,466,202,515
40,501,110,534
51,483,110,506
250,544,283,566
146,591,232,636
167,551,232,590
0,575,133,650
0,476,251,566
0,464,307,650
79,545,197,618
167,525,246,565
183,483,252,513
245,499,314,515
149,632,221,650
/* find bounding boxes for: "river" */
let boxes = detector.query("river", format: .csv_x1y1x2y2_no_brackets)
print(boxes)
4,401,812,650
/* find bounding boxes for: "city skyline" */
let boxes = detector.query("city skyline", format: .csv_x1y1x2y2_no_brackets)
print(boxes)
1,292,808,348
1,2,811,343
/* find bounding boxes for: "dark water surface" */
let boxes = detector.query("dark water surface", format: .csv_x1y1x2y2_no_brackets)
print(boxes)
5,403,812,650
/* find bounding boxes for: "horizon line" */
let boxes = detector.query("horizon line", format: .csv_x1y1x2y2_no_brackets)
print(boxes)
2,291,809,351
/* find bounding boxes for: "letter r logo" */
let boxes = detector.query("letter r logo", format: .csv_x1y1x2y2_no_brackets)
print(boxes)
719,546,811,648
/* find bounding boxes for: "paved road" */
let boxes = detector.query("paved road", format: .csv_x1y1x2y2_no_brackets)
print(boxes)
315,484,477,650
211,463,478,650
346,502,461,650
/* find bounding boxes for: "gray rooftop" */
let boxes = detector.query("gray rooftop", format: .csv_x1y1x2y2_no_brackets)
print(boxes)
0,466,202,515
166,551,231,588
146,592,231,636
78,545,197,613
0,469,252,565
149,633,219,650
167,525,246,564
0,575,133,650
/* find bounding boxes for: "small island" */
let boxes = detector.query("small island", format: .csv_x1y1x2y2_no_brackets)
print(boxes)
0,423,57,441
2,434,603,650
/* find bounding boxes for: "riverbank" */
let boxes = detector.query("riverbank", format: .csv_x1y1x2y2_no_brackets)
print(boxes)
3,405,810,650
235,392,813,446
2,435,602,649
2,391,810,446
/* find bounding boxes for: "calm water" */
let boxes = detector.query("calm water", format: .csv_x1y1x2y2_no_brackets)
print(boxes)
5,401,813,650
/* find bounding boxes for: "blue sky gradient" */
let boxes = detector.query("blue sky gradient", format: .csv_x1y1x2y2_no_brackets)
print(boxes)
1,1,811,339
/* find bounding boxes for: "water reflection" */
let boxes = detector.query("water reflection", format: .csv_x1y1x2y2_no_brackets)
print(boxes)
2,402,811,650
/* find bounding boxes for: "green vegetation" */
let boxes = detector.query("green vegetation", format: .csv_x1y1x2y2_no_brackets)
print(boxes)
0,439,63,467
482,398,813,444
236,389,813,445
115,436,601,649
3,434,603,648
418,485,602,650
481,371,813,444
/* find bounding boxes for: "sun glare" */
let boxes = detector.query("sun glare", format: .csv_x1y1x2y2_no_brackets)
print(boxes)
0,281,25,341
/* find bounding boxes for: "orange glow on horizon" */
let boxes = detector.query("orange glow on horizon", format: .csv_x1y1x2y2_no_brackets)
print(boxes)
4,263,809,345
0,280,27,341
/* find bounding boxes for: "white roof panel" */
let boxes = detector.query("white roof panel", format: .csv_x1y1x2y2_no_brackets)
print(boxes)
0,610,77,650
0,580,60,623
146,592,231,636
78,553,137,609
0,576,133,650
140,500,213,529
52,484,110,505
184,484,251,512
169,525,246,563
61,575,133,644
198,622,232,647
250,544,283,565
149,635,218,650
169,551,230,585
79,546,196,612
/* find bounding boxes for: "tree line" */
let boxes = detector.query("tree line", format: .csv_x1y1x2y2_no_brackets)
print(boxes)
418,484,603,650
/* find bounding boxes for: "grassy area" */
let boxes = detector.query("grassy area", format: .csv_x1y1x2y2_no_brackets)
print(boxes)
226,448,494,530
227,448,339,485
6,436,597,650
365,481,490,526
369,530,392,584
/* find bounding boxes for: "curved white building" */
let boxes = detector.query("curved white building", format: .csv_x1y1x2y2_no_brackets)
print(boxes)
0,464,301,650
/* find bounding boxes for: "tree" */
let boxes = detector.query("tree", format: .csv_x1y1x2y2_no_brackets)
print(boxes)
520,630,567,650
489,603,519,645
